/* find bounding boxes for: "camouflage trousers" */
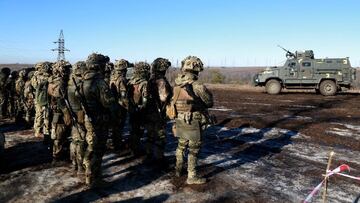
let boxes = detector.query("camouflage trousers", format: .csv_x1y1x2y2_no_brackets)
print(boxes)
7,96,15,118
111,107,127,150
129,111,145,155
51,113,70,159
15,98,25,122
70,125,86,172
83,117,108,185
175,119,202,177
33,104,50,137
144,113,167,159
0,95,6,117
24,99,34,123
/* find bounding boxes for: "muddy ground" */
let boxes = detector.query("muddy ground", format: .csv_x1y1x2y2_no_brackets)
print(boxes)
1,86,360,203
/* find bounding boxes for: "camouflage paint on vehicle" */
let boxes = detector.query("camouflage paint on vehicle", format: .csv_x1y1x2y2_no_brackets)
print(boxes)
254,47,356,96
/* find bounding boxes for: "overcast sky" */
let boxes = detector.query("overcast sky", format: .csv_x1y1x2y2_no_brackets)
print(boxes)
0,0,359,66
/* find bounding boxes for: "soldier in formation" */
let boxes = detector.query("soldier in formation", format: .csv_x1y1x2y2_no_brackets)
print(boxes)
173,56,214,184
144,58,172,163
109,59,132,151
0,54,215,188
0,67,11,118
48,61,72,161
32,62,51,140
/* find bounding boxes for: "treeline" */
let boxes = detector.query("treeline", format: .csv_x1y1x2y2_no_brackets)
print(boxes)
166,67,262,85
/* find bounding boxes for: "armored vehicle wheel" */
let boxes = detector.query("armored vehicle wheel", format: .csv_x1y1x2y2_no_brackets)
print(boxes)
319,80,337,96
265,79,282,95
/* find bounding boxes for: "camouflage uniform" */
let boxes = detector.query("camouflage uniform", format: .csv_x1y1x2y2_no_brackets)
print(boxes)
109,59,132,150
31,62,52,138
6,71,17,118
104,60,113,85
48,61,72,160
127,62,150,155
81,53,119,187
23,71,35,123
68,61,87,174
173,56,213,184
144,58,172,161
0,68,10,118
15,70,27,122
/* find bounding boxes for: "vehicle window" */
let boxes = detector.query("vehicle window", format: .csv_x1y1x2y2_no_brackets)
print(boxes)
288,62,296,67
302,62,311,67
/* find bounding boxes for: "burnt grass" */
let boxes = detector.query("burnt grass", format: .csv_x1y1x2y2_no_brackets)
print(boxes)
1,87,360,202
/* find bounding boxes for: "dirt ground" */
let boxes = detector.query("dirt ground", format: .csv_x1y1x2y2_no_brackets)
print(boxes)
1,86,360,203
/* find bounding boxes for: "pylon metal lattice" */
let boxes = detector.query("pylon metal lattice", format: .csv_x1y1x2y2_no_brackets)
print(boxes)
51,30,70,61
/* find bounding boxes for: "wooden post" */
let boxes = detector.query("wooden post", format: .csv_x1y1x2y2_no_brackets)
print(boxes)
322,151,335,203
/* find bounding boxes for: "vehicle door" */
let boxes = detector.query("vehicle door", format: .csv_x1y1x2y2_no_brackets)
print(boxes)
284,60,300,84
300,61,314,84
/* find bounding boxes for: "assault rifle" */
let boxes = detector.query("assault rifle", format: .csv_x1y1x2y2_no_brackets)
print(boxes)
71,77,94,125
59,88,86,133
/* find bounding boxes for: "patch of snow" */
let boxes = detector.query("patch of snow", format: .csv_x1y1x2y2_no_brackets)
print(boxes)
242,102,272,106
209,107,233,112
288,105,316,109
283,115,312,121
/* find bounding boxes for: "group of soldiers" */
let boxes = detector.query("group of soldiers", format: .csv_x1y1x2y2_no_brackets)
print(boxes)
0,54,214,188
0,66,35,123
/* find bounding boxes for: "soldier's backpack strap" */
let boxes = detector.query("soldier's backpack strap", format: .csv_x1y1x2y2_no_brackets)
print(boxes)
173,86,182,104
166,86,182,119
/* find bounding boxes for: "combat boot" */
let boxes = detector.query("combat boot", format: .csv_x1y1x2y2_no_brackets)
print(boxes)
77,166,85,177
88,179,111,189
186,153,206,184
186,171,206,185
34,130,41,138
175,149,184,177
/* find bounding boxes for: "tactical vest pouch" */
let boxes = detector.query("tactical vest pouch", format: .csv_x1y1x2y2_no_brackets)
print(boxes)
36,81,48,106
48,82,61,98
77,111,85,124
166,86,181,119
173,85,195,113
175,119,201,142
132,84,142,105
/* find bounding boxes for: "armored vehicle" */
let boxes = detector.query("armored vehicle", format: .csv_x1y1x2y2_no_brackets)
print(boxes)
254,46,356,96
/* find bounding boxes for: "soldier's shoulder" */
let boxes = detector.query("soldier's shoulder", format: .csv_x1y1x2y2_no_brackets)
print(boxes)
192,81,206,88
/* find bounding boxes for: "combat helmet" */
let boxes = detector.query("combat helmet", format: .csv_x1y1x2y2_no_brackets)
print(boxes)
1,67,11,76
86,53,107,70
73,61,86,76
151,58,171,73
52,60,71,76
18,69,26,78
114,59,133,71
35,62,52,73
27,70,35,79
133,62,150,79
10,70,18,79
181,56,204,72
